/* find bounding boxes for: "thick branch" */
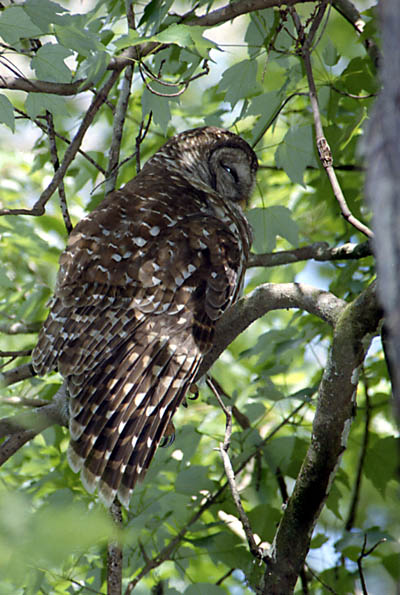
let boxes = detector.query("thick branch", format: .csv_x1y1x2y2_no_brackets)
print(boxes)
260,282,382,594
0,76,86,95
186,0,310,27
0,384,67,440
198,282,346,379
366,0,400,415
0,0,348,97
0,363,35,386
0,384,68,466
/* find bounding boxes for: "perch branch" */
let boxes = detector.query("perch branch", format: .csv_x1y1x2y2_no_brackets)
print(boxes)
198,282,347,380
107,500,123,595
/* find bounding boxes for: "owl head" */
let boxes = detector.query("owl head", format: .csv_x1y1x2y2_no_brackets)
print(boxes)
143,126,258,206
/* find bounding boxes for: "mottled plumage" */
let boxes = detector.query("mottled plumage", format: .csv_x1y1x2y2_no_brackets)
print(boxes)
32,126,258,508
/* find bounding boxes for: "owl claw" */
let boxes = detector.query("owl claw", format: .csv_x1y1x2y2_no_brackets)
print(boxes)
160,420,175,447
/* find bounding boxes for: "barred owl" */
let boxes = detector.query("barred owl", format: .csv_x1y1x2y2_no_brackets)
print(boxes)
32,126,258,508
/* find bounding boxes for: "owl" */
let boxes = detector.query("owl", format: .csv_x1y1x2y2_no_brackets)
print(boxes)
32,126,258,508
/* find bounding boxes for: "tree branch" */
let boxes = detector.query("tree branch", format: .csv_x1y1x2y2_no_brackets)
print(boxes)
0,69,120,217
0,363,35,386
107,500,123,595
365,0,400,416
46,111,73,234
0,384,68,467
290,3,374,240
345,370,371,531
198,282,347,380
105,63,134,196
260,282,382,594
124,398,309,593
248,241,371,268
207,378,265,561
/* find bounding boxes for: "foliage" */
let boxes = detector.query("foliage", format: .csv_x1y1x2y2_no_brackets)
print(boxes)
0,1,397,594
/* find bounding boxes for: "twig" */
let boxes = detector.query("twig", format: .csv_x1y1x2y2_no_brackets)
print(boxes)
289,4,374,239
215,568,234,585
252,91,309,148
0,319,42,334
0,69,120,217
0,349,31,358
107,500,123,595
105,63,134,195
46,111,73,234
247,241,371,268
138,60,209,98
1,396,49,407
126,0,135,29
357,534,386,595
306,564,338,594
14,108,106,175
207,378,266,561
135,113,152,174
345,368,371,530
124,398,309,591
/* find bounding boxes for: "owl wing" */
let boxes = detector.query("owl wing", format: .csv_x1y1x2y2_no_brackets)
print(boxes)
32,190,246,507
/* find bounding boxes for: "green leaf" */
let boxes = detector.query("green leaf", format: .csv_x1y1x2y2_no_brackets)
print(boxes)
175,466,214,495
245,91,282,143
220,59,260,107
77,51,109,87
247,205,299,253
31,43,72,83
364,436,399,497
0,95,15,132
0,6,42,45
311,533,329,549
23,0,68,31
184,585,226,595
141,84,179,133
156,23,193,47
25,92,66,118
263,436,307,477
54,23,104,57
323,39,339,66
187,26,218,59
114,29,148,50
325,481,343,519
275,126,317,185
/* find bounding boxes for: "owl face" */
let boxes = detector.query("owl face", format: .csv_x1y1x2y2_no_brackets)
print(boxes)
144,126,258,207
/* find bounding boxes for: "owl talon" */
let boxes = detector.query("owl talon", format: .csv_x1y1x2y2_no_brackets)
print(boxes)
160,420,175,447
188,384,199,400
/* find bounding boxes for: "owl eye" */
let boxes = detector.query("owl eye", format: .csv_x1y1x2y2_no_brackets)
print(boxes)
221,162,239,183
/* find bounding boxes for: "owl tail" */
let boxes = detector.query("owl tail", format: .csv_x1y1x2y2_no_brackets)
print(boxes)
66,333,200,508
